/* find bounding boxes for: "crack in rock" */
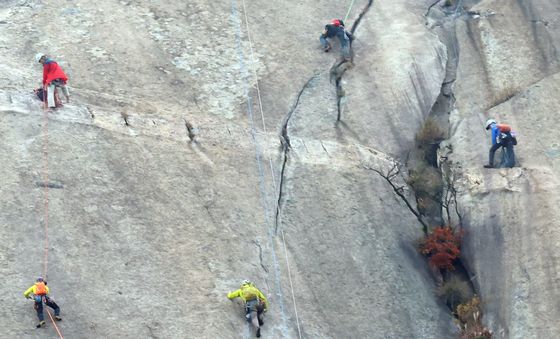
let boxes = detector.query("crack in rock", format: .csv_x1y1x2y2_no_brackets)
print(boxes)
320,140,330,156
423,0,491,333
35,181,64,189
275,74,319,234
86,105,95,119
121,111,130,126
425,0,443,17
331,0,374,121
183,118,196,142
280,74,319,148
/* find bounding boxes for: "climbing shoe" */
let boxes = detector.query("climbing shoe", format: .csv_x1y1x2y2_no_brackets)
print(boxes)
36,320,46,328
55,316,62,321
324,44,332,52
483,164,494,168
256,328,261,338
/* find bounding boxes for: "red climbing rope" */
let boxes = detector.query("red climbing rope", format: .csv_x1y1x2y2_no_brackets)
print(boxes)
41,87,64,339
46,310,64,339
42,88,49,279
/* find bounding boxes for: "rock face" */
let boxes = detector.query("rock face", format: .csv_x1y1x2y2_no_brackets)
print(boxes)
441,0,560,338
0,1,454,338
1,0,558,338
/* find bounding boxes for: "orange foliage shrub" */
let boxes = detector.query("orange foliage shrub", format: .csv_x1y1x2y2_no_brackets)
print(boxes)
421,226,463,270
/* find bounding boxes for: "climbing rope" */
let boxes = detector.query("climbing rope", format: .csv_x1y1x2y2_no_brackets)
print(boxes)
281,229,302,339
41,89,65,339
46,310,64,339
232,0,370,336
240,0,267,134
231,0,290,336
238,0,278,191
237,0,312,335
344,0,357,22
41,87,50,279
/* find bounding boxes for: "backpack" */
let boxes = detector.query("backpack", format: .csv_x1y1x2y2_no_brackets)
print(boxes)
497,124,511,133
34,88,45,101
496,124,518,144
35,282,47,296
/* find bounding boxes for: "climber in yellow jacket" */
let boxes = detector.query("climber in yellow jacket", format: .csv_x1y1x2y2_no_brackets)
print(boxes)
24,277,62,328
227,280,269,338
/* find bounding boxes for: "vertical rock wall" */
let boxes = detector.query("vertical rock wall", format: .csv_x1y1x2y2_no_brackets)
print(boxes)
444,0,560,337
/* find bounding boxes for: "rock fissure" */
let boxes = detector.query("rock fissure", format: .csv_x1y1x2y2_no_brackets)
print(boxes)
35,181,64,189
86,105,95,119
425,0,443,17
146,323,158,339
409,0,465,227
349,0,374,35
418,2,494,336
121,112,130,126
280,74,319,148
275,75,318,233
320,140,329,156
332,0,374,121
183,118,196,142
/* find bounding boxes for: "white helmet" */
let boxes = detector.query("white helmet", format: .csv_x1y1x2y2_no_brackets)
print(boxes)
35,53,45,63
485,118,496,130
241,279,252,286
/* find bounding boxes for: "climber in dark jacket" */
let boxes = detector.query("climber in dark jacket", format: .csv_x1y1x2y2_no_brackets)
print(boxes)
320,19,354,60
484,119,517,168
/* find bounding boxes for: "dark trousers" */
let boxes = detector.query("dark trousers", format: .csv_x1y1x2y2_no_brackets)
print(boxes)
35,297,60,321
245,300,265,328
489,140,515,168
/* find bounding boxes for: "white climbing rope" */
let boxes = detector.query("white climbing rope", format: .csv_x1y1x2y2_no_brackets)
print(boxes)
239,0,279,206
281,229,303,339
344,0,357,22
231,0,290,335
237,0,302,336
240,0,267,134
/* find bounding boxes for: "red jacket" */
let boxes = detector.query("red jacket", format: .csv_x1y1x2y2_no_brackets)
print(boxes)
43,59,68,86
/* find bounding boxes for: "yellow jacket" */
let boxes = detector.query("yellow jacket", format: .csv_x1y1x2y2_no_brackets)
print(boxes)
227,285,269,310
23,283,50,298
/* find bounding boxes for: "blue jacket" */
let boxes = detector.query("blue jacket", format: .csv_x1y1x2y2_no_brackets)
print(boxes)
490,124,500,145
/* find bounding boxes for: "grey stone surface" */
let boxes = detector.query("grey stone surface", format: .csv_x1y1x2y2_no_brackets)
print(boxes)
11,0,560,338
444,0,560,338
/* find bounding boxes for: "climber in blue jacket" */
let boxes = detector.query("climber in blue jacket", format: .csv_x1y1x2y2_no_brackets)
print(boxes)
484,119,517,168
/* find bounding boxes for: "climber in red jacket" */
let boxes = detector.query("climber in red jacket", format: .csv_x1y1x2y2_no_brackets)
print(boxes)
35,53,70,108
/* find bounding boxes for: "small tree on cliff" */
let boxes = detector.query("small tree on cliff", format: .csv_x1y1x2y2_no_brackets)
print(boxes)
421,226,463,270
